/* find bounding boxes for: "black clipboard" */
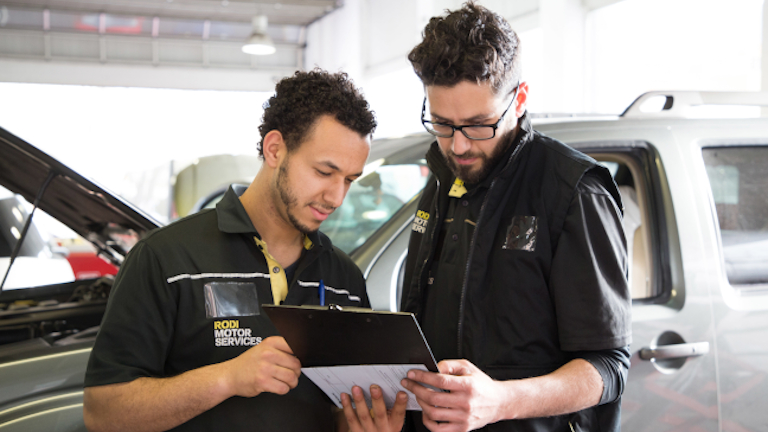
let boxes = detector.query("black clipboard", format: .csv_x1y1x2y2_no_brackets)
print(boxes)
262,304,439,372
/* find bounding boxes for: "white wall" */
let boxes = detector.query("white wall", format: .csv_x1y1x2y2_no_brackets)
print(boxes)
303,0,431,138
304,0,602,136
587,0,763,114
304,0,765,136
539,0,586,113
304,0,365,80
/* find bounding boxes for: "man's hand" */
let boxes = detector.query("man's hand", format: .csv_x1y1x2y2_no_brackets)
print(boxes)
341,385,408,432
84,336,303,432
401,360,506,432
224,336,302,398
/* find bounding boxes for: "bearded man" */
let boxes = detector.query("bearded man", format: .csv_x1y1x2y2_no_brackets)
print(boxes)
398,3,633,432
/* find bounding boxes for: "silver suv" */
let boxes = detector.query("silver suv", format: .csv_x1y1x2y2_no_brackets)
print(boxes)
350,91,768,432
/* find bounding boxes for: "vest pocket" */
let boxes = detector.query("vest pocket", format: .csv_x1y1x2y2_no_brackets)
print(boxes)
501,215,538,251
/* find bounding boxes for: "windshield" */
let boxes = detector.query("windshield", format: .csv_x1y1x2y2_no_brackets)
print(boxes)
321,160,430,254
320,139,432,254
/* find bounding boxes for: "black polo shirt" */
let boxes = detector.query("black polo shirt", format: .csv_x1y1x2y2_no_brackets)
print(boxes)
422,180,478,362
85,187,369,431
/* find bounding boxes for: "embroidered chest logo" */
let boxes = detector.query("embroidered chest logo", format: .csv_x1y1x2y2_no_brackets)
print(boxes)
412,210,430,233
213,320,263,347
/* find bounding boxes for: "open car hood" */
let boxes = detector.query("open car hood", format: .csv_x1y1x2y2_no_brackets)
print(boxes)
0,126,161,264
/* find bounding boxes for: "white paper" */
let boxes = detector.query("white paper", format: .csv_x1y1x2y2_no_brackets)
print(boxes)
302,364,427,411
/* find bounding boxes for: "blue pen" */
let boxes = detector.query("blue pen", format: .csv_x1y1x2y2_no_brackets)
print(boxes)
319,279,325,306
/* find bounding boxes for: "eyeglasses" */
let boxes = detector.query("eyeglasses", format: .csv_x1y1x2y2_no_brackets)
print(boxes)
421,83,520,140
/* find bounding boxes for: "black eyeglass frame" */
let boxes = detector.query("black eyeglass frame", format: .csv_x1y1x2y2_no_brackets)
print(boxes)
421,82,521,141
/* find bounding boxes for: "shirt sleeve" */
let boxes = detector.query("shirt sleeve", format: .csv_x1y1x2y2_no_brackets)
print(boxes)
84,240,178,387
571,346,631,405
549,170,632,351
354,264,371,309
354,265,371,309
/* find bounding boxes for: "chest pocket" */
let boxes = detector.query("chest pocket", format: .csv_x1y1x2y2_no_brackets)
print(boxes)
204,282,261,318
501,215,538,251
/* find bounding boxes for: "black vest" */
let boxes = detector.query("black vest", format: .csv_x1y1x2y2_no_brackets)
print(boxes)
402,115,624,432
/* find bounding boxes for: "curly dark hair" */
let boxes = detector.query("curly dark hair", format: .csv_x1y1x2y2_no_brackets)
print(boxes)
408,1,521,95
257,69,376,157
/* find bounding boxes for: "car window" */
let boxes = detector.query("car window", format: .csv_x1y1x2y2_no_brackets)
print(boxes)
587,145,670,302
702,146,768,289
0,185,118,291
322,161,430,254
594,157,652,299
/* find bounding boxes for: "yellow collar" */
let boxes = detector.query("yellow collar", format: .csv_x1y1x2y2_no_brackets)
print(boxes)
448,178,468,198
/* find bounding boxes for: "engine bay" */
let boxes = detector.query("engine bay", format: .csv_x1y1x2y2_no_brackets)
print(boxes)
0,276,112,346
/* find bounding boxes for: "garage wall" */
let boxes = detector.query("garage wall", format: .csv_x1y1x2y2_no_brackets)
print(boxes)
304,0,604,136
303,0,764,137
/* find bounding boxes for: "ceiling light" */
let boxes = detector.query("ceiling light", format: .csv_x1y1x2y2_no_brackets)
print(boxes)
242,15,275,55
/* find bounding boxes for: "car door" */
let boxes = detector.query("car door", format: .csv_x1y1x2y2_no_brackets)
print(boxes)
696,141,768,432
573,141,719,432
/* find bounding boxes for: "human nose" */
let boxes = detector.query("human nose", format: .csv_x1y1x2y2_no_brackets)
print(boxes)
324,177,347,209
451,131,473,155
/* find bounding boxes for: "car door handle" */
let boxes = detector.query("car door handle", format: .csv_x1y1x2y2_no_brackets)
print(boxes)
639,342,710,361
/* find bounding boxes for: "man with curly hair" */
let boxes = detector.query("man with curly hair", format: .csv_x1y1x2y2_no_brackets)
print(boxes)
83,70,405,432
398,3,632,432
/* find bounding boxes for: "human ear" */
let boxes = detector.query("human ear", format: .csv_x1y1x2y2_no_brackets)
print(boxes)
262,130,286,169
515,82,529,118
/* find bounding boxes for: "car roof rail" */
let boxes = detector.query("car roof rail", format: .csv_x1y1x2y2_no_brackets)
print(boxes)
620,91,768,118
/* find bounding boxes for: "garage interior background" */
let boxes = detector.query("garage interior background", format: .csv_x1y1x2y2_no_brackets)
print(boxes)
0,0,765,222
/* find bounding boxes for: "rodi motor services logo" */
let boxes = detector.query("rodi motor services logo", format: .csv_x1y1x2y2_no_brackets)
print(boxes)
213,320,262,347
412,210,430,233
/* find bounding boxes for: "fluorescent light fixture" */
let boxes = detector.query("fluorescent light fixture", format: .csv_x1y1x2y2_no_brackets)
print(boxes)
242,15,275,55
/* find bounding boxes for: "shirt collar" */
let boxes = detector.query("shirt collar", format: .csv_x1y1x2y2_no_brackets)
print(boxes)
215,185,322,249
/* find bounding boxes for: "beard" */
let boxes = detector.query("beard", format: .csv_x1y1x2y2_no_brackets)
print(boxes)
274,157,335,234
441,128,517,184
275,159,316,234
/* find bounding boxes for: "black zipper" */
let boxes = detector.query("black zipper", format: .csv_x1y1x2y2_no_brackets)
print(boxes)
456,177,497,357
455,132,528,358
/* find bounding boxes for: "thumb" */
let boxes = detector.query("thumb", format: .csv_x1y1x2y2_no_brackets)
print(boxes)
264,336,294,354
438,360,474,376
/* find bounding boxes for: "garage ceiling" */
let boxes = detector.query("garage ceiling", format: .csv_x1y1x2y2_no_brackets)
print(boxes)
0,0,342,74
0,0,340,26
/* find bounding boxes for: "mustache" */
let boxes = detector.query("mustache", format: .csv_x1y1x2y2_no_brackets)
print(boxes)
447,150,483,161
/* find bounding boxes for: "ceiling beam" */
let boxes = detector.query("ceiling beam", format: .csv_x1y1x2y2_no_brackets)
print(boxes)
0,0,341,26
